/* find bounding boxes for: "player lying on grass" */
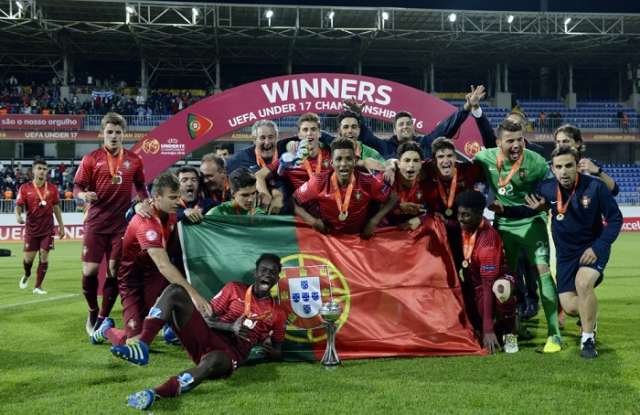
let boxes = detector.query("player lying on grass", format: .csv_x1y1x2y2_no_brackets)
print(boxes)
111,253,286,410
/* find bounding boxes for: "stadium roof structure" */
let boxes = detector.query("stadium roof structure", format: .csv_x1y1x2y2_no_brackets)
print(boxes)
1,0,640,79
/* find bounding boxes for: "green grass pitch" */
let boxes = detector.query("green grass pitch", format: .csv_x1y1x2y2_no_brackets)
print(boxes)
1,235,639,414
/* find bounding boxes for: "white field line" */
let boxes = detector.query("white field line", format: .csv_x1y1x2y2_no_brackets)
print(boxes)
0,293,80,310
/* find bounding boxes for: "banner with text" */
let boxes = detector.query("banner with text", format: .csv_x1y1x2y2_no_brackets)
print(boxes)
131,73,484,182
0,114,85,131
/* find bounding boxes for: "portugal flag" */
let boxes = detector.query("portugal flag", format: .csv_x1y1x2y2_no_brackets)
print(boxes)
179,215,484,360
187,113,213,140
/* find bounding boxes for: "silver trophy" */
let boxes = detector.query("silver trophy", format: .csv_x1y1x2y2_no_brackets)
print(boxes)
319,300,342,368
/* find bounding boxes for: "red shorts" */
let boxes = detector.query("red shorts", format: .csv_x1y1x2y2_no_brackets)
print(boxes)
176,311,242,373
119,271,169,338
82,229,124,263
24,234,54,252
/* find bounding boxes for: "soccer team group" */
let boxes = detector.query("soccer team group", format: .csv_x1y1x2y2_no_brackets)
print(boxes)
14,85,622,410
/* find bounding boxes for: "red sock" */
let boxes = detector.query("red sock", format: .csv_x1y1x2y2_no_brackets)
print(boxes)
35,261,48,289
139,318,165,345
154,376,180,398
23,260,33,277
82,274,99,311
99,277,119,319
105,327,127,346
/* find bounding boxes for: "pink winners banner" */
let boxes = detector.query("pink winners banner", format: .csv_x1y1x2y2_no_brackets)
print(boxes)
131,73,484,182
0,114,85,131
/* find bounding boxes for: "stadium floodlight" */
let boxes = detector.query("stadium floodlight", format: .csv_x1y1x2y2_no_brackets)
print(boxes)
564,17,572,25
125,5,136,24
192,7,199,24
264,9,274,26
507,15,514,24
381,11,389,21
448,13,457,23
327,10,335,28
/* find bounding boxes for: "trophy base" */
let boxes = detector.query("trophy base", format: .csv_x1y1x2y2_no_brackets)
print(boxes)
321,362,341,370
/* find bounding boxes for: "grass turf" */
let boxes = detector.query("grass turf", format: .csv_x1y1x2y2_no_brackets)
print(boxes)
0,235,639,414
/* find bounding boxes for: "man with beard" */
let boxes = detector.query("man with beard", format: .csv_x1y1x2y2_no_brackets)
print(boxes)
353,86,485,159
176,166,214,224
200,154,231,205
455,190,518,354
473,120,562,353
207,168,266,216
526,146,622,358
113,254,286,411
74,112,151,335
467,87,545,155
293,138,397,238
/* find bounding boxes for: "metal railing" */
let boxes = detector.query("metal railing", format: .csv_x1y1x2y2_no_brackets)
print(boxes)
1,199,79,213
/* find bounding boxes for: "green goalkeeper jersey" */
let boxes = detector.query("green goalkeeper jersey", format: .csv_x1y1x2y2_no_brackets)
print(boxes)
474,147,549,227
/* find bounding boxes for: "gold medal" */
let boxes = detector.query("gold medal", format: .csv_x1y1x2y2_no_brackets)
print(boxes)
462,260,469,268
556,213,564,221
445,208,453,217
338,212,348,221
498,187,507,196
112,175,122,185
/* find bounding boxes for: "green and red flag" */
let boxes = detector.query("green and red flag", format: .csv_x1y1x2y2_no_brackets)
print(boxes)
187,113,213,140
179,215,484,360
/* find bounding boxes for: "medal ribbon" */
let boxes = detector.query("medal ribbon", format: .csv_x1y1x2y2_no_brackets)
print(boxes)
104,146,124,182
556,174,580,218
496,151,525,189
303,150,323,178
436,167,458,211
32,180,48,205
243,286,273,321
330,172,355,219
396,171,420,203
255,146,278,170
462,220,484,265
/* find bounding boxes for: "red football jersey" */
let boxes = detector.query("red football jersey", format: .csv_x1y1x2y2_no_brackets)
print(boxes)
463,220,511,286
74,147,148,234
272,148,332,190
386,170,427,226
294,169,391,234
461,220,512,332
119,212,176,280
210,282,287,356
422,160,484,215
16,181,60,237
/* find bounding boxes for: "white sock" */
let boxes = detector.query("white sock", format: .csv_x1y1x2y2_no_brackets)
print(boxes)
581,332,594,346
